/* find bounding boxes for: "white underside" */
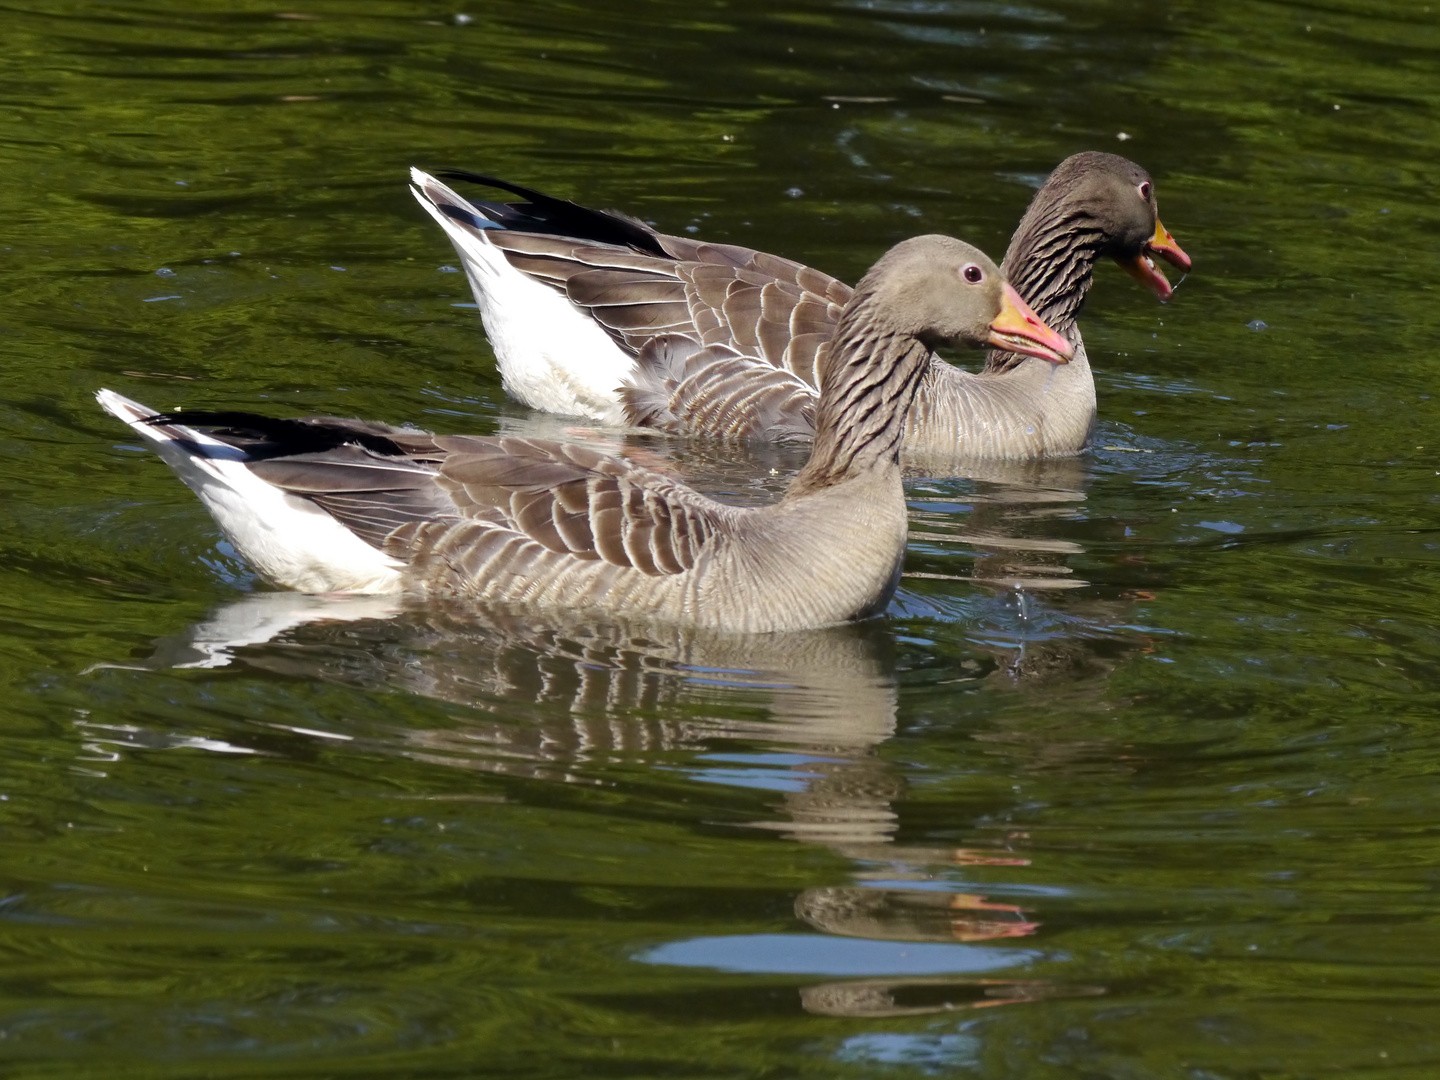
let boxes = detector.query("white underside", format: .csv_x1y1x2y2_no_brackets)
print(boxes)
409,169,635,421
97,389,404,594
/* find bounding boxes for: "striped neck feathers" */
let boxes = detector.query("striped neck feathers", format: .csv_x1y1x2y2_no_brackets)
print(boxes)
789,295,932,495
984,203,1106,375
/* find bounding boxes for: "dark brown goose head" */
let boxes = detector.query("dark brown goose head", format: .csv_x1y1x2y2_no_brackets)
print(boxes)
1068,152,1192,300
1001,151,1192,329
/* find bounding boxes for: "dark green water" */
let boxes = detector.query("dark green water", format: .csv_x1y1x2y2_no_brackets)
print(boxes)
3,0,1440,1076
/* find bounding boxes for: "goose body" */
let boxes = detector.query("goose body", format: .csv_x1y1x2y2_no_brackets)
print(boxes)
99,236,1071,633
411,153,1189,459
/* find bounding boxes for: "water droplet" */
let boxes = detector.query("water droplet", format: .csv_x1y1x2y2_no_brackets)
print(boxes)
1247,319,1268,331
155,267,176,277
785,187,804,198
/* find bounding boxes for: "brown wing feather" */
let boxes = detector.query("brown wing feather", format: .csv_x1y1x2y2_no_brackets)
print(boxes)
486,226,850,380
719,279,765,352
620,336,818,442
243,425,733,577
425,436,729,575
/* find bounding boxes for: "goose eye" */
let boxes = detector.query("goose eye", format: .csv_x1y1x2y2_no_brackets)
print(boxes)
1138,181,1152,201
962,264,984,284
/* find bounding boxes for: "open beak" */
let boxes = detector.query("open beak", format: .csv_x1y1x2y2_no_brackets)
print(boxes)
1148,219,1191,272
987,283,1073,366
1116,218,1192,301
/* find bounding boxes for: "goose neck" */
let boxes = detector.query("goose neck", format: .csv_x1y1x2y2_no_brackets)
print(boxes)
788,306,931,496
985,205,1104,375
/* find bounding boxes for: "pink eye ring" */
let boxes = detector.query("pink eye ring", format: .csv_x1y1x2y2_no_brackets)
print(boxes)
1138,181,1152,200
962,264,984,284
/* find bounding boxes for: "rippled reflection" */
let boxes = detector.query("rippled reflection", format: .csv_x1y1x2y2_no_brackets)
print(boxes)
909,456,1091,589
902,453,1164,696
113,590,897,785
801,974,1104,1018
105,587,1076,1013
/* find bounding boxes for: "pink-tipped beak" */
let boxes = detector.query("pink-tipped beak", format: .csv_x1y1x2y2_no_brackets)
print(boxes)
1117,218,1192,302
987,283,1073,365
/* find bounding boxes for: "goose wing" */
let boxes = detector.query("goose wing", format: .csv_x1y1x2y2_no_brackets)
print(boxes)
193,418,736,578
412,436,733,576
620,335,819,443
476,231,851,384
413,170,851,381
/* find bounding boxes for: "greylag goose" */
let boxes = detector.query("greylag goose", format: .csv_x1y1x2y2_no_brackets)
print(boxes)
97,236,1070,633
410,152,1189,459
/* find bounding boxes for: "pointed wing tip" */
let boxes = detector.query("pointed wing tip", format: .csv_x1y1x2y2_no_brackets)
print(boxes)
96,388,156,425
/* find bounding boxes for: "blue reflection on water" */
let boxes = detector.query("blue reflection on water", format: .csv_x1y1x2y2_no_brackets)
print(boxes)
678,751,848,793
636,933,1039,975
837,1031,982,1073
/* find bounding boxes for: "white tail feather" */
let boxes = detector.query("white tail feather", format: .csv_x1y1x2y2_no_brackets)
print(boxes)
96,389,403,594
409,169,633,420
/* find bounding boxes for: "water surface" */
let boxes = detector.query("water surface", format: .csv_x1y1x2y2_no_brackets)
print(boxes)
2,1,1440,1077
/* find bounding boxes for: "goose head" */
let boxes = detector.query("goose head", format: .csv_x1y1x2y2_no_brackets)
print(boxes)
802,236,1075,490
860,235,1074,365
1043,151,1192,301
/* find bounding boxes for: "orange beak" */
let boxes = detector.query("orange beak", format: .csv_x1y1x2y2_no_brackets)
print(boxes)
1116,218,1192,301
987,283,1073,365
1148,218,1191,272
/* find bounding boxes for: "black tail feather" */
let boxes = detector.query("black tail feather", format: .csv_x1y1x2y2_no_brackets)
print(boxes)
436,170,565,207
145,411,412,458
433,169,669,258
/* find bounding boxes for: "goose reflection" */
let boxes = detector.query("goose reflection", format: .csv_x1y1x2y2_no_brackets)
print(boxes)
124,590,902,782
799,974,1104,1018
116,589,1066,1009
797,883,1038,946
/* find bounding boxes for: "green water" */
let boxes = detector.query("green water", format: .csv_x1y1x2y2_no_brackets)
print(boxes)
3,0,1440,1076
